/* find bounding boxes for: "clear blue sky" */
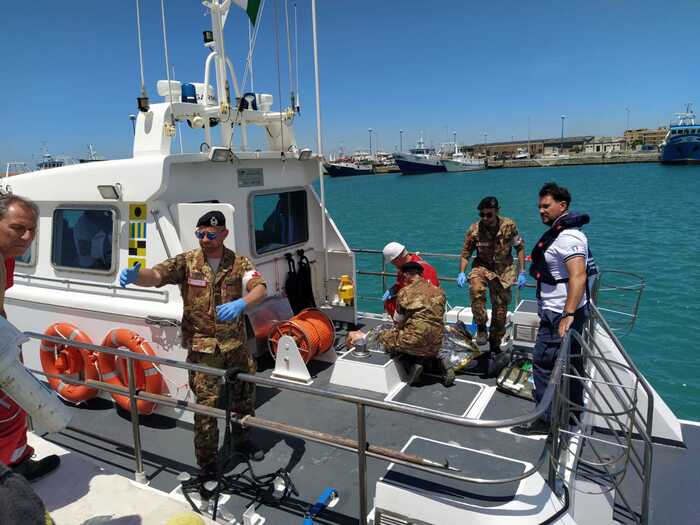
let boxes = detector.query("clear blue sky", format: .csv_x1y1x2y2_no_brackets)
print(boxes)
2,0,698,165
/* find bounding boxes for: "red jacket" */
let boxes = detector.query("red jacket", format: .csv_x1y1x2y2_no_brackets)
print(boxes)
384,254,440,316
5,258,14,289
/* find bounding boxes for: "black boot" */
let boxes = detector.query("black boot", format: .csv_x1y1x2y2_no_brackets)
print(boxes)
235,437,265,462
406,363,424,386
475,325,488,346
512,418,550,436
12,454,60,483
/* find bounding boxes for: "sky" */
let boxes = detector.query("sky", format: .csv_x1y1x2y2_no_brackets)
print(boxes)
1,0,699,166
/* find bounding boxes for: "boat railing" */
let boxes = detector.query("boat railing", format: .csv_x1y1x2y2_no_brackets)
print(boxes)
350,246,530,307
550,303,654,525
25,327,574,525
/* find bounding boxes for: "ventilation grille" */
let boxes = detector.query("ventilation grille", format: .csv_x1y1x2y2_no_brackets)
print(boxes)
514,323,538,343
376,510,411,525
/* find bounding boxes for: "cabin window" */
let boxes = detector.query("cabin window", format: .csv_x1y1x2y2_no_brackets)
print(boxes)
51,208,116,273
252,190,308,255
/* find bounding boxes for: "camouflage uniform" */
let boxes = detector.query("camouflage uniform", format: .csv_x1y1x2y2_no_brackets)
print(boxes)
378,278,446,358
461,216,523,347
153,248,266,468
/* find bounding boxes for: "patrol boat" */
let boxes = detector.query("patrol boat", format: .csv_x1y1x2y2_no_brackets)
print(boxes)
3,2,700,524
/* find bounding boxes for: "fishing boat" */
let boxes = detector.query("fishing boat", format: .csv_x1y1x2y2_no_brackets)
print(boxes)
324,161,374,177
660,104,700,164
2,2,699,525
441,151,486,172
393,134,446,175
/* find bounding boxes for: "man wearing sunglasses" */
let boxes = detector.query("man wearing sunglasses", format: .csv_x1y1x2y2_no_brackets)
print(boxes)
118,210,267,473
457,196,526,361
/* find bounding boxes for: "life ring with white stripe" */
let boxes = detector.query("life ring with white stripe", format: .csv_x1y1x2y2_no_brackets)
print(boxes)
40,323,99,403
98,328,164,415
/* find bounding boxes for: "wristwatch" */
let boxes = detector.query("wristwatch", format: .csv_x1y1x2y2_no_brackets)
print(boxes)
561,311,575,318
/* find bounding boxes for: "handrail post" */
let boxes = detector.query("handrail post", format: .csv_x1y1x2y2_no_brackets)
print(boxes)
357,403,368,525
381,257,387,296
127,356,147,484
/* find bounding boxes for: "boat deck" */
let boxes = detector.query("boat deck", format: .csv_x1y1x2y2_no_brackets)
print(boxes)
32,314,698,524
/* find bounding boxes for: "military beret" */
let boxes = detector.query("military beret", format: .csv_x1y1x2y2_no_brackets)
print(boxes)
477,196,499,210
400,261,424,274
196,211,226,228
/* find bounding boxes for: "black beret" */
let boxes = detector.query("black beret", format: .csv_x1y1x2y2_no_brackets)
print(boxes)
196,211,226,228
477,196,499,210
400,261,424,274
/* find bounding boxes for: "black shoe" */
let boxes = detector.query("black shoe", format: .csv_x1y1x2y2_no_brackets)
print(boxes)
512,418,550,436
235,439,264,462
12,454,60,482
486,351,511,378
406,363,424,386
476,325,488,346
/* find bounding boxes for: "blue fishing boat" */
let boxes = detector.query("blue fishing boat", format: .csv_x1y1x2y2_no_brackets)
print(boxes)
660,104,700,164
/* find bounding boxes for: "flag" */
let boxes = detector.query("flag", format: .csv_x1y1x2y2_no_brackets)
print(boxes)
232,0,261,25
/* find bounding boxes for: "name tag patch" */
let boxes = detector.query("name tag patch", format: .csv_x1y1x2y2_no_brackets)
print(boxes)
188,277,208,287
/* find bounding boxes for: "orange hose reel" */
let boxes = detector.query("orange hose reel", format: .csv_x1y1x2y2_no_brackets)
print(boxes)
268,308,335,363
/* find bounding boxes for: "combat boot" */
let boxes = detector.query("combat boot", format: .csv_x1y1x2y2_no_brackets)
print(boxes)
235,438,265,462
406,363,424,386
476,325,488,346
12,454,60,483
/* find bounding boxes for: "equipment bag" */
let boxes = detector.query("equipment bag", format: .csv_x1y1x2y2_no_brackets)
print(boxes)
496,356,535,401
296,249,317,310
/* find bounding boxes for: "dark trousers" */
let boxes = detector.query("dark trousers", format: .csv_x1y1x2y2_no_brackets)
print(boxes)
533,306,588,422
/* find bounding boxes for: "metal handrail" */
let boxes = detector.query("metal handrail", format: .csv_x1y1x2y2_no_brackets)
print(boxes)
14,273,170,301
25,327,571,525
550,313,654,525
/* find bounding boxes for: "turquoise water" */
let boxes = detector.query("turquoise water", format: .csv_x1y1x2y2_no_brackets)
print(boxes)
317,163,700,420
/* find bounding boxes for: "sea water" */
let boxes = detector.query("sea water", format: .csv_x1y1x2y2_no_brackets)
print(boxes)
318,163,700,419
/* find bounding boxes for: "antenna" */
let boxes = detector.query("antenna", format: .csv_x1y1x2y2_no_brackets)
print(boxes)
134,0,149,111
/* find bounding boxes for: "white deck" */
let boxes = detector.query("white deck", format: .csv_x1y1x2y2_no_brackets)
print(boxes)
27,432,215,525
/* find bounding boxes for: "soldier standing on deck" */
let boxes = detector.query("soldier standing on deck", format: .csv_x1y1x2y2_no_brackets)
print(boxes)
456,196,527,356
118,211,267,475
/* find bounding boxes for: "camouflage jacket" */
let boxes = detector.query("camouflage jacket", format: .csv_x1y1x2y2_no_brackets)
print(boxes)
461,216,523,288
153,248,266,354
379,278,446,357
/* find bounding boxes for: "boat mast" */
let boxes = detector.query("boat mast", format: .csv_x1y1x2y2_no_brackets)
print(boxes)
208,1,233,148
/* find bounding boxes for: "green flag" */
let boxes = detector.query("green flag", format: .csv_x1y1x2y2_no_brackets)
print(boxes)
232,0,261,25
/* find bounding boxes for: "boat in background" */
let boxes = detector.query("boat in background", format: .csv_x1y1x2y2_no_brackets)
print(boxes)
441,140,486,172
324,161,373,177
660,104,700,164
393,134,446,175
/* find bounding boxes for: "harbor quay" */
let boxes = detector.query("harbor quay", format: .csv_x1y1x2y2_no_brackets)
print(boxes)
486,151,660,169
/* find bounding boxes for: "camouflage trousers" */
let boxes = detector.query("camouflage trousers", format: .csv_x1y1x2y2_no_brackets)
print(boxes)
379,323,443,358
468,267,511,347
187,348,256,468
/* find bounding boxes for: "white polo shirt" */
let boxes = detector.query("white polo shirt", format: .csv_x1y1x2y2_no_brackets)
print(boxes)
538,227,589,313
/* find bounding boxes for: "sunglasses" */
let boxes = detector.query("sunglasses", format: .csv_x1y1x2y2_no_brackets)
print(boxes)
194,230,220,240
479,212,494,218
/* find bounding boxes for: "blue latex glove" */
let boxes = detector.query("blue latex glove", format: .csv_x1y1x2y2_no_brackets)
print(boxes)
382,286,396,301
216,298,247,322
119,262,141,288
456,272,467,288
517,271,527,289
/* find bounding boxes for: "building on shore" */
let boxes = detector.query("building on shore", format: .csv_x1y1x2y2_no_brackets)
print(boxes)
584,136,626,154
465,136,594,159
623,127,667,150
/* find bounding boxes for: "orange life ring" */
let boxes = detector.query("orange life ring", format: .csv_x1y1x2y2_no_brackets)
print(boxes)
98,328,164,415
40,323,99,403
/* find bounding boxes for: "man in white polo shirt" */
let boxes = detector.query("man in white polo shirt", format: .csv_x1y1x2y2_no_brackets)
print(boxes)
514,182,594,436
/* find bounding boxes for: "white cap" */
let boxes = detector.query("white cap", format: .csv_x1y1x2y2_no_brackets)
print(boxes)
383,242,406,262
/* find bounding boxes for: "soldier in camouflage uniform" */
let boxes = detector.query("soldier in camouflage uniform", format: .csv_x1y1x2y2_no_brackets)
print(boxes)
118,211,267,473
457,197,526,352
348,262,453,386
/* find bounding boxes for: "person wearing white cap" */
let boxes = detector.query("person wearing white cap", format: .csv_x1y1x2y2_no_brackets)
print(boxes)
381,241,439,318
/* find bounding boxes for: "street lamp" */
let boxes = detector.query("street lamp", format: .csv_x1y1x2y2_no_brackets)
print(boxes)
560,115,566,153
399,129,403,152
129,114,137,135
625,107,630,131
484,133,488,157
368,128,373,157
